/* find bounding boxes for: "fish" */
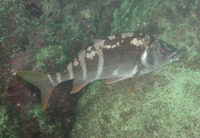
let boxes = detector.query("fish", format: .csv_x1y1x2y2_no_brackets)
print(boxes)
16,32,181,111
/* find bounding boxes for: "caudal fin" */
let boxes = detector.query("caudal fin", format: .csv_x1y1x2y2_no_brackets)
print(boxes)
16,70,57,111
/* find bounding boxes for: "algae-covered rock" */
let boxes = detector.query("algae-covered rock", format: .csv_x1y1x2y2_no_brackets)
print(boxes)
0,106,18,138
1,0,200,137
71,0,200,137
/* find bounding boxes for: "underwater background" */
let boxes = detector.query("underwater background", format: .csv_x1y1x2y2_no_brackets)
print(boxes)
0,0,200,137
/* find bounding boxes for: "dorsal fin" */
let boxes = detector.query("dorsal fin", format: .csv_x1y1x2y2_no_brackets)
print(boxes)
92,39,104,44
16,70,58,111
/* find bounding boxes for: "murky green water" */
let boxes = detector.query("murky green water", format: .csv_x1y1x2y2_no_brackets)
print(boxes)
1,0,200,137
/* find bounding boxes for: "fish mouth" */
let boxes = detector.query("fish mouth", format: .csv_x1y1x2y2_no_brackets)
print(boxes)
171,51,181,61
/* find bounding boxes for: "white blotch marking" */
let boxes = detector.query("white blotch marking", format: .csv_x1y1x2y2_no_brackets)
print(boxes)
141,47,148,65
74,58,79,66
79,51,87,80
94,40,105,49
104,44,112,49
94,40,105,79
116,42,120,46
108,35,116,40
131,66,138,76
87,46,92,51
104,44,118,49
112,69,118,76
56,73,62,83
47,74,56,86
86,50,97,60
95,50,104,79
67,62,74,79
121,33,134,39
130,38,144,47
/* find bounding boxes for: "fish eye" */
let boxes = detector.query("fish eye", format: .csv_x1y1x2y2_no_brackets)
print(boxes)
159,46,167,55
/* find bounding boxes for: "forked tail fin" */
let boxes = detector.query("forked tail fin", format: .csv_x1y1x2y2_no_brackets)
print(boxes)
16,70,58,111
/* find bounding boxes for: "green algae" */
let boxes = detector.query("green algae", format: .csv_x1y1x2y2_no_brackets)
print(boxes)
81,8,94,19
35,45,66,69
71,61,200,137
0,106,18,138
1,0,200,137
1,0,85,137
41,0,56,16
25,104,59,134
71,0,200,137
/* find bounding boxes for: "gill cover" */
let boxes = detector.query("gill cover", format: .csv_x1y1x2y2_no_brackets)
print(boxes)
141,38,180,72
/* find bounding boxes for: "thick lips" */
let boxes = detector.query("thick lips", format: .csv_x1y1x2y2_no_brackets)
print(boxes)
171,51,181,61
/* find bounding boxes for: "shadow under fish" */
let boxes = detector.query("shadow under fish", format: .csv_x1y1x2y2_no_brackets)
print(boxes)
16,32,181,111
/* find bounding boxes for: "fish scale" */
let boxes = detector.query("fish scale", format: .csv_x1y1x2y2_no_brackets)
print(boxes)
16,32,181,111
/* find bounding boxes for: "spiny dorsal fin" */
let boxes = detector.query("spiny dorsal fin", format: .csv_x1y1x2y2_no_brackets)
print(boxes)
16,70,57,111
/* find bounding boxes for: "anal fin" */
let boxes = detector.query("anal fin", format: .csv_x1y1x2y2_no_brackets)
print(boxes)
70,79,91,94
104,78,125,84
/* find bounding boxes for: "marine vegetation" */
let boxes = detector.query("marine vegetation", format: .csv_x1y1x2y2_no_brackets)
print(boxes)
0,0,200,137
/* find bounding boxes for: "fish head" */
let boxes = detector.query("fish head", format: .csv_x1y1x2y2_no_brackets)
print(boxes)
141,38,181,72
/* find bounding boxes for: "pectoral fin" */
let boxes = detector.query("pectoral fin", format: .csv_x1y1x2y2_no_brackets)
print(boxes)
104,78,126,84
70,79,91,94
127,73,140,94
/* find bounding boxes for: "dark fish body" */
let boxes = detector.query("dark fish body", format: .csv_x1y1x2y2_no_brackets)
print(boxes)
16,32,181,111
